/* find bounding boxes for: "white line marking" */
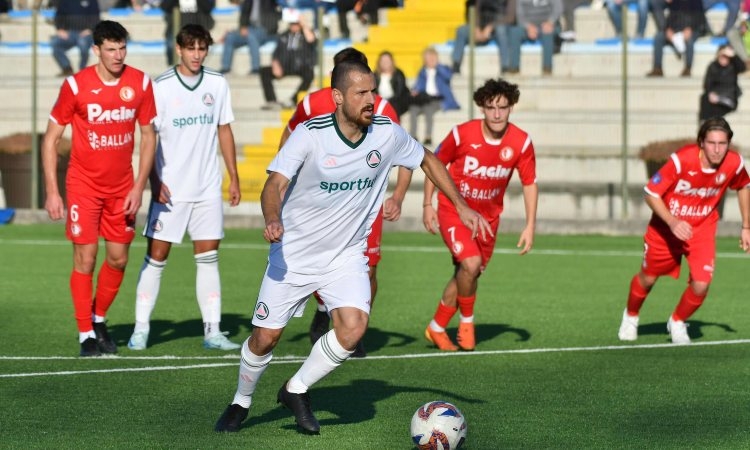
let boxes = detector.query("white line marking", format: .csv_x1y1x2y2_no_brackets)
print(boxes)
2,339,748,378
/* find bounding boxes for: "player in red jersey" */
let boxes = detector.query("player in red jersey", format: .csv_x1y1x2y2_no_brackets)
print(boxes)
618,117,750,344
422,78,538,351
278,47,412,357
42,20,157,357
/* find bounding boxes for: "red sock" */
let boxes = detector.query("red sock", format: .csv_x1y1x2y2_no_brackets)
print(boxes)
432,301,458,329
93,262,125,318
70,270,93,332
672,286,706,322
626,275,650,316
456,295,476,319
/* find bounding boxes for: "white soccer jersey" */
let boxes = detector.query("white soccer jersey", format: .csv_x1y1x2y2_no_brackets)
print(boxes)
152,67,234,202
267,113,424,274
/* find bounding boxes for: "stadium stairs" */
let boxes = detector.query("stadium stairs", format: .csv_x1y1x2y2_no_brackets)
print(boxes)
1,3,748,229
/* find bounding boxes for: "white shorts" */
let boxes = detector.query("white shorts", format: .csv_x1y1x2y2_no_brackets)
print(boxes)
251,258,371,329
143,197,224,244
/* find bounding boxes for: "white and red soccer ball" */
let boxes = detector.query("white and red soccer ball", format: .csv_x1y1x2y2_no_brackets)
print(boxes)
410,401,467,450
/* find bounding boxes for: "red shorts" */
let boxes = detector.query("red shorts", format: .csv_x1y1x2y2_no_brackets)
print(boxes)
65,191,136,245
438,206,499,270
365,207,383,267
641,224,716,283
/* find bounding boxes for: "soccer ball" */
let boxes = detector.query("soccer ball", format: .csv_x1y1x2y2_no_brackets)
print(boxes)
410,401,467,450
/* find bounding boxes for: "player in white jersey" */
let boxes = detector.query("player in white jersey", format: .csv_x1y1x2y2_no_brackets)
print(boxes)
215,59,492,435
127,24,242,351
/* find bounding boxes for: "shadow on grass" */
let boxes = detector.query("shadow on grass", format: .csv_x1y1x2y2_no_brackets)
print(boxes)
637,320,737,341
243,378,485,432
287,326,418,353
108,313,250,347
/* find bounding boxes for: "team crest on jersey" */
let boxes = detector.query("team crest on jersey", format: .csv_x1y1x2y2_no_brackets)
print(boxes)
715,173,726,185
119,86,135,102
150,219,163,233
254,302,269,320
452,241,464,255
70,222,82,237
202,93,214,106
500,147,514,161
366,150,382,168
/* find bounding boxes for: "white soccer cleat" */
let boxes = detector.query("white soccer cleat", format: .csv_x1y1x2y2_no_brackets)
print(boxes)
127,330,149,350
203,332,241,350
618,309,639,341
667,317,691,345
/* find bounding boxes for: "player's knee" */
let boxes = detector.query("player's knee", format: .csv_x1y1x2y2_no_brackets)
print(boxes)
459,257,482,278
690,281,710,297
249,328,282,355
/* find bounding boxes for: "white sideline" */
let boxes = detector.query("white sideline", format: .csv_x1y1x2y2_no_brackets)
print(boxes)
2,339,749,378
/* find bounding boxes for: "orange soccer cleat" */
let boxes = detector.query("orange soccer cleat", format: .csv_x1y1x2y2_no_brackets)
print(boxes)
424,327,458,352
456,322,475,351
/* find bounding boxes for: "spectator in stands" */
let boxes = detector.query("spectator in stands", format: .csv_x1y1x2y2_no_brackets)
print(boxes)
374,50,410,119
507,0,563,75
160,0,215,65
725,0,750,64
646,0,705,77
451,0,516,75
560,0,591,41
702,0,741,36
336,0,380,40
50,0,101,77
260,8,317,110
699,44,745,122
408,46,460,146
605,0,649,38
219,0,281,75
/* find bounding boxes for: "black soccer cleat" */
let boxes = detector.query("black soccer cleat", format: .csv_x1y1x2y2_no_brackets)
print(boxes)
277,381,320,434
214,404,249,432
79,337,102,357
350,340,367,358
308,310,330,345
93,321,118,354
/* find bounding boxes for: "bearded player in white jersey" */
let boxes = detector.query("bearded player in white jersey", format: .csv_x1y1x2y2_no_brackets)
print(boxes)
215,59,492,435
127,24,242,351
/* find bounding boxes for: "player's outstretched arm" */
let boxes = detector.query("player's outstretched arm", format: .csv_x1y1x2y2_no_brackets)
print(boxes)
384,167,413,222
218,123,241,206
261,172,289,243
420,149,492,240
517,183,538,255
422,175,439,234
124,124,157,215
41,120,66,221
737,187,750,252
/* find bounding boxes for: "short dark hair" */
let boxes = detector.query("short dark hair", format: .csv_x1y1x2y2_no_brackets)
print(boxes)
331,60,372,90
698,117,733,143
333,47,368,66
473,78,520,107
93,20,129,46
176,24,214,48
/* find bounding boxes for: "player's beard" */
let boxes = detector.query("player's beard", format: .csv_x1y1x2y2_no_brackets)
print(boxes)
345,104,374,128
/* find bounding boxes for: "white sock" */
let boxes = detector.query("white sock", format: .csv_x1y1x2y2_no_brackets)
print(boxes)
287,329,353,394
134,256,166,333
79,330,96,343
429,320,445,332
195,250,221,336
460,315,474,323
232,338,272,408
93,314,105,324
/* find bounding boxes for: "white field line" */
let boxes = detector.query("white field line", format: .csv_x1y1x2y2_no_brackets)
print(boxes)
3,238,750,259
2,339,749,378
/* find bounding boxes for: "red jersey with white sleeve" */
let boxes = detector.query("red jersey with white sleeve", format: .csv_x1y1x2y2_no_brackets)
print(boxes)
286,87,400,131
435,120,537,219
50,65,157,197
645,144,750,232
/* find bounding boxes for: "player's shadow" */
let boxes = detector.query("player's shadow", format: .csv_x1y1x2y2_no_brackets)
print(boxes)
443,323,531,348
108,313,249,347
242,378,484,432
637,320,736,341
287,326,417,352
